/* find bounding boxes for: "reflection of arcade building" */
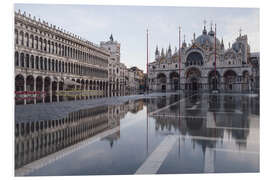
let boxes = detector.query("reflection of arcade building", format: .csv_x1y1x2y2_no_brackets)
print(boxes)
15,98,146,171
148,23,260,92
15,106,109,169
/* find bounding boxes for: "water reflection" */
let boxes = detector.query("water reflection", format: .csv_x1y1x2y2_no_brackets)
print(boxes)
15,99,145,169
150,94,259,150
15,93,259,175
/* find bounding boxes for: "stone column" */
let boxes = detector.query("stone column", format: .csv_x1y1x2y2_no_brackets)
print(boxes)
34,78,37,104
50,81,52,103
57,82,59,102
24,77,27,105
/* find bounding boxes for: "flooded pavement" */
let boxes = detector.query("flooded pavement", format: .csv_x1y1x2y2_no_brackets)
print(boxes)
15,93,259,176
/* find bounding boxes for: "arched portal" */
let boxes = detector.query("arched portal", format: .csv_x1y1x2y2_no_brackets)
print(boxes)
223,70,237,91
169,72,179,91
186,51,204,66
157,73,167,92
185,67,201,91
15,74,24,91
208,71,221,91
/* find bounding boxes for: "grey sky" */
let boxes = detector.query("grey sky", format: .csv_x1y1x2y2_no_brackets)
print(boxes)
15,4,259,72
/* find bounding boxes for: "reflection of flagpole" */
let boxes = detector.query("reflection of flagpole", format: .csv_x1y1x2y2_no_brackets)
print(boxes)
146,100,149,155
178,97,181,159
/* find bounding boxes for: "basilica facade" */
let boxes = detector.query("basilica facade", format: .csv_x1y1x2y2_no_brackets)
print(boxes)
148,24,259,93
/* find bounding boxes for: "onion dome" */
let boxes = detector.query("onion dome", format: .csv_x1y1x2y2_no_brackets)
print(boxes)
232,41,244,53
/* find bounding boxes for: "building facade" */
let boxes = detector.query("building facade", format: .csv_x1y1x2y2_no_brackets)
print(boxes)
148,24,260,93
15,10,111,105
100,35,127,97
129,66,146,92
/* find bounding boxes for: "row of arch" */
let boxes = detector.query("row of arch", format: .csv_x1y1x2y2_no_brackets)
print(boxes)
15,74,109,105
15,28,108,67
15,51,108,78
152,68,251,92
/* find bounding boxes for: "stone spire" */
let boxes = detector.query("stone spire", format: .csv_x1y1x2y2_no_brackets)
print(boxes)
208,21,215,36
193,33,196,42
155,45,160,60
221,37,224,50
155,45,159,55
168,44,172,57
182,34,187,48
161,48,165,57
110,34,114,42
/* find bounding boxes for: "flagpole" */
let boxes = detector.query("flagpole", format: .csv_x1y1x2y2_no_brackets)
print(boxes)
146,28,149,94
178,26,181,92
214,24,217,90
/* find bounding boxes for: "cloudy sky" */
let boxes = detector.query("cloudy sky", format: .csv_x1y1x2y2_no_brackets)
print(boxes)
14,4,259,72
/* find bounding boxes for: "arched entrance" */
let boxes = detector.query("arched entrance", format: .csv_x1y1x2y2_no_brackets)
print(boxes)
185,67,201,91
224,70,237,92
208,71,221,91
157,73,167,92
169,72,179,91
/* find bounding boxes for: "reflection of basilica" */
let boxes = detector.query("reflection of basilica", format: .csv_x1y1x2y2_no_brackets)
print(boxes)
15,99,145,169
149,94,256,148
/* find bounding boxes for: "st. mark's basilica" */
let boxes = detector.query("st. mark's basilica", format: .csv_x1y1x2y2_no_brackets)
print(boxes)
148,23,260,93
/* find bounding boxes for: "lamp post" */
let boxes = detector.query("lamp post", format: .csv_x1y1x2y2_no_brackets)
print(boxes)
146,28,149,94
214,23,217,91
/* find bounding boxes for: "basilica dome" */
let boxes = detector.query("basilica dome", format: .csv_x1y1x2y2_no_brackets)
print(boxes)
195,27,220,48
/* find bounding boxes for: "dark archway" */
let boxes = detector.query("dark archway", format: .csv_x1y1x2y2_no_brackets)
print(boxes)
170,72,179,91
185,67,201,91
157,73,167,92
224,70,237,91
208,71,221,91
186,51,204,66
